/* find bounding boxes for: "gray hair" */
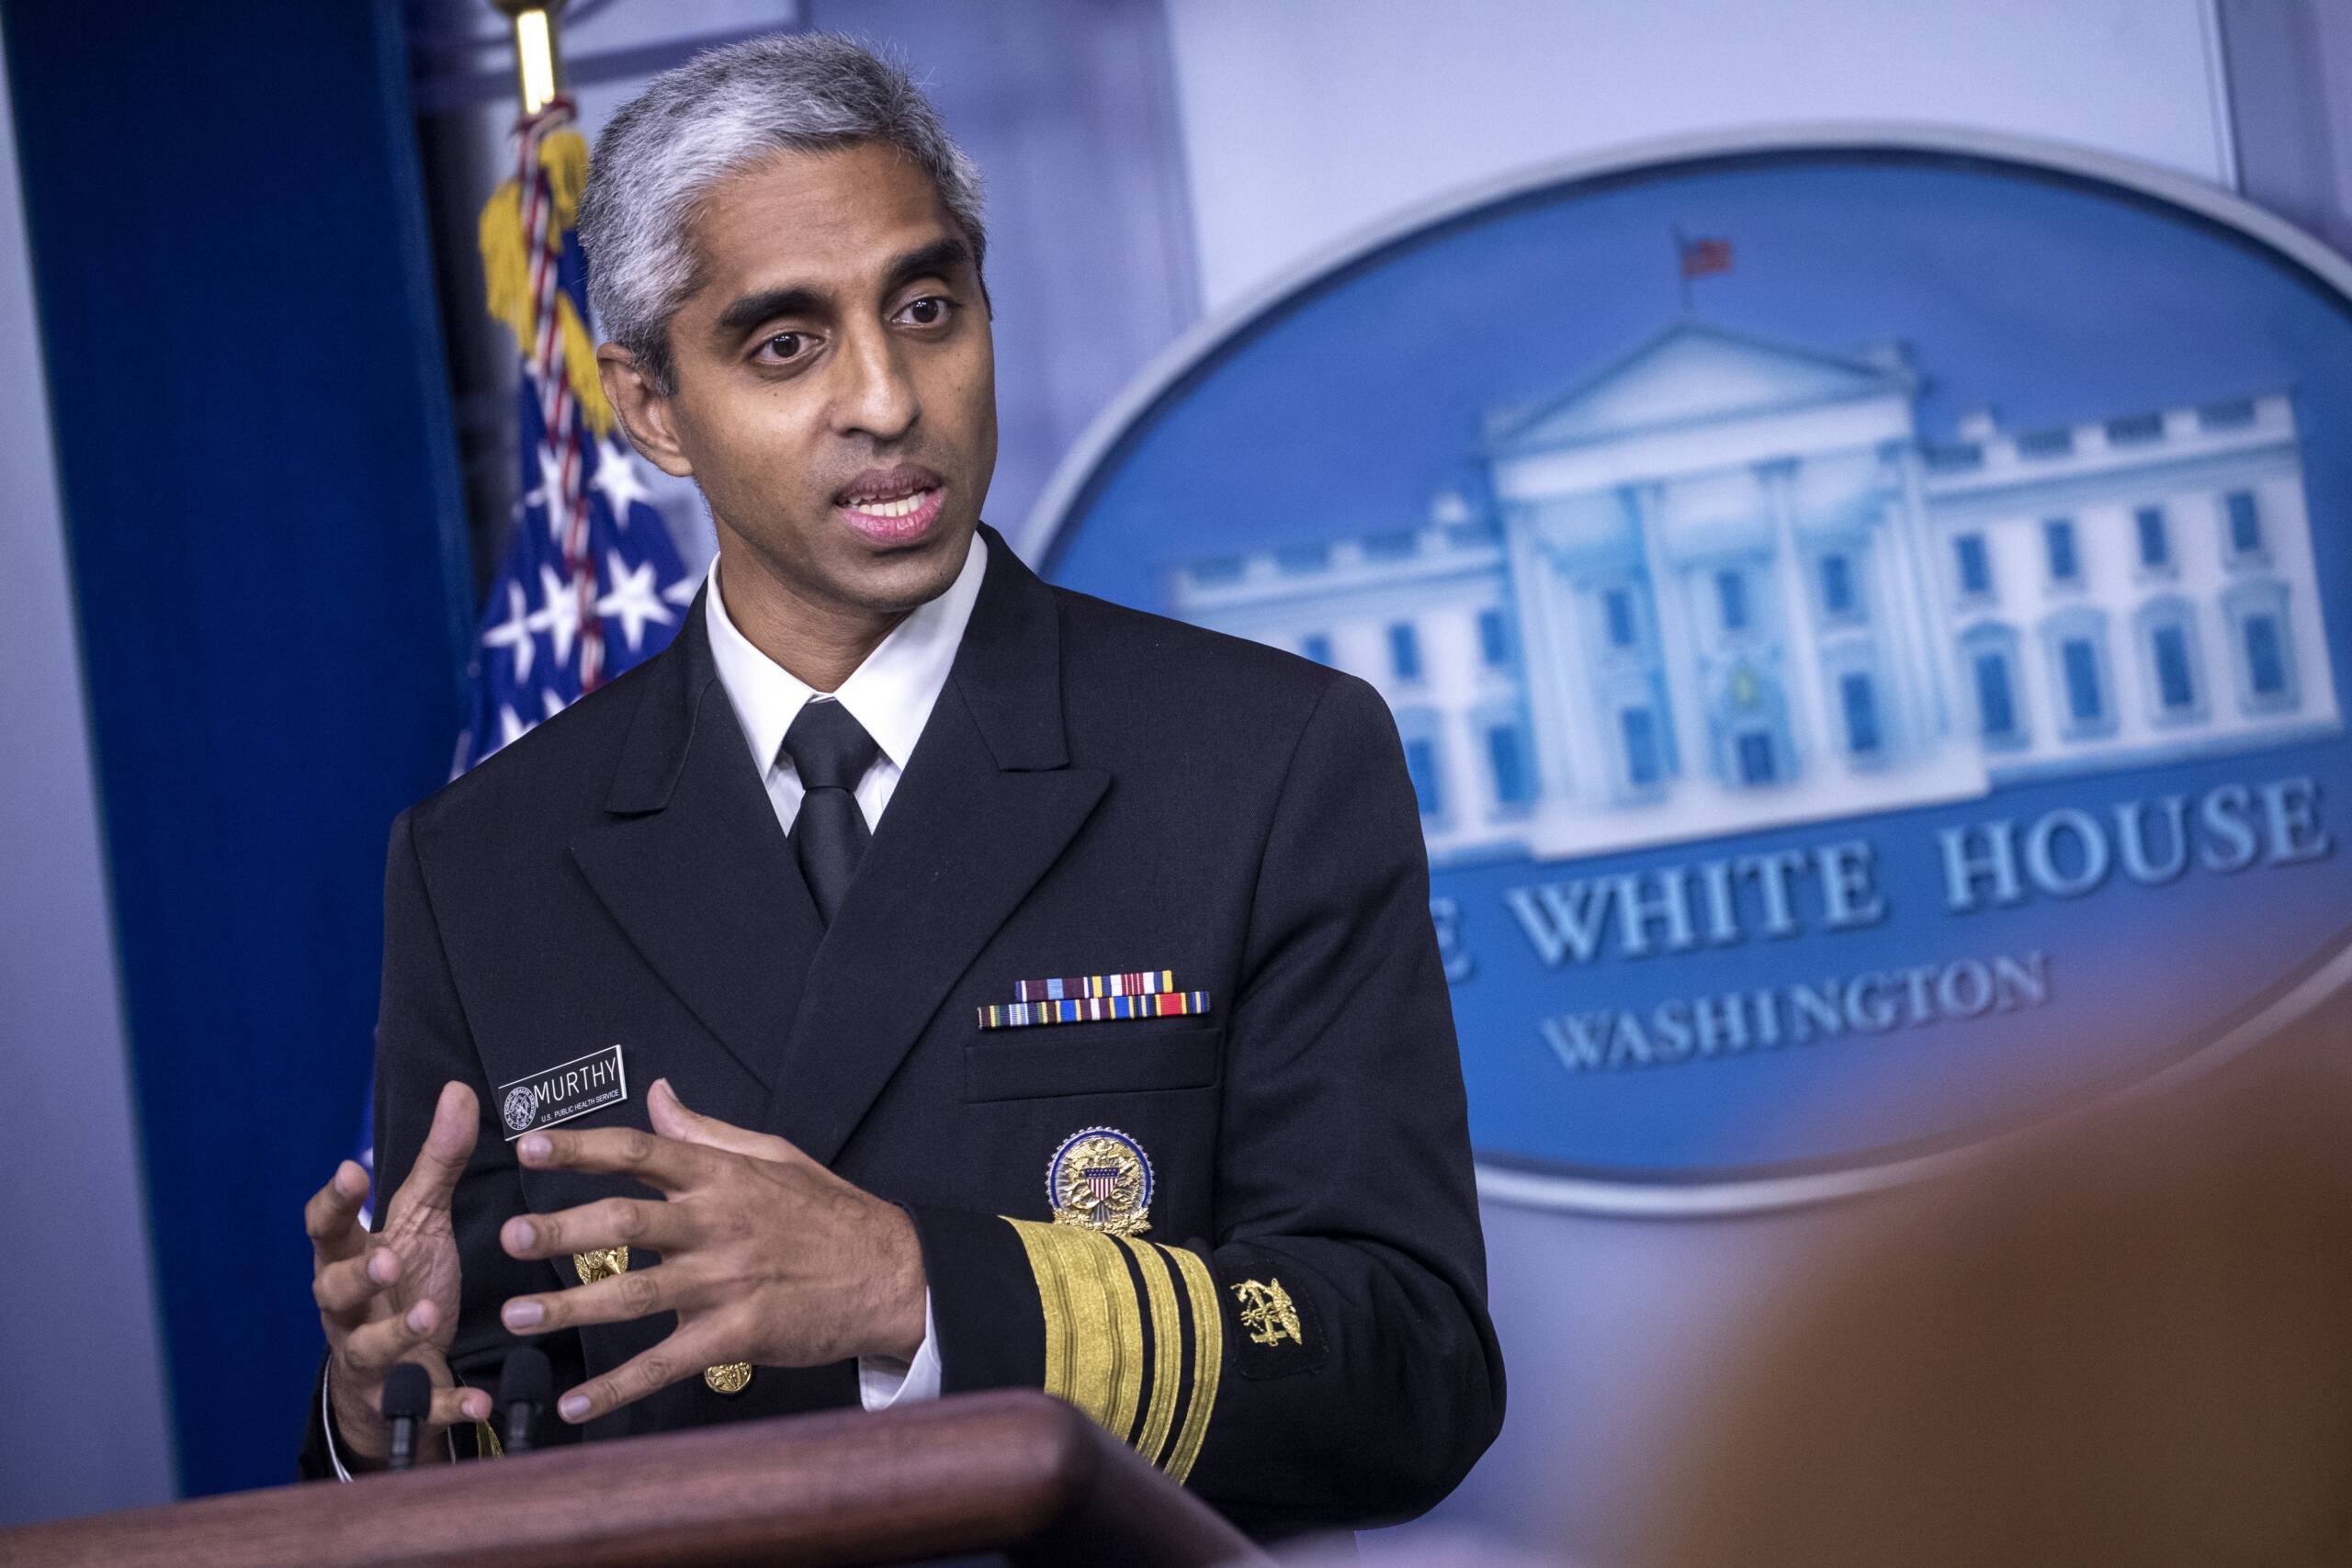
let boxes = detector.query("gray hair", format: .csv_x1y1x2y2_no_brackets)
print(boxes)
578,32,987,393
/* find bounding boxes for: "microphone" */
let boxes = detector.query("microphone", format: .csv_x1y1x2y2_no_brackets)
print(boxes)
381,1361,432,1472
498,1347,554,1456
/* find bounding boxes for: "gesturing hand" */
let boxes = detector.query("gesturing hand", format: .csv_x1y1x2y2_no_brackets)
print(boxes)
496,1078,928,1425
305,1081,491,1463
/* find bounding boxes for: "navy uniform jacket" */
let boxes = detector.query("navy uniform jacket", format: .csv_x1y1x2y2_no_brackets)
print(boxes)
301,527,1505,1536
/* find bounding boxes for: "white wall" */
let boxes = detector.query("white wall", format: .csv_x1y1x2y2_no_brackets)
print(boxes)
1154,3,2241,1558
0,15,177,1527
1166,0,2231,310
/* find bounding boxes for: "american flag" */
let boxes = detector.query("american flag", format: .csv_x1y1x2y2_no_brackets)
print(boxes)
358,100,694,1218
458,96,695,771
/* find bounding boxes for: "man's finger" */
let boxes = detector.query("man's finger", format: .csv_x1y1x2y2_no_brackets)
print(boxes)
501,1258,697,1337
389,1081,480,1217
336,1298,442,1377
312,1245,401,1322
553,1329,718,1425
431,1385,493,1427
648,1077,793,1163
499,1195,686,1264
305,1162,372,1267
514,1123,715,1192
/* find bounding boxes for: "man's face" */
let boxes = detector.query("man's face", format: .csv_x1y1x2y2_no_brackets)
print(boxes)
622,141,996,617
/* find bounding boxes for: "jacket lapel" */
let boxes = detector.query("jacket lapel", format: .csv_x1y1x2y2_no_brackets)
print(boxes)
767,531,1109,1164
570,592,823,1091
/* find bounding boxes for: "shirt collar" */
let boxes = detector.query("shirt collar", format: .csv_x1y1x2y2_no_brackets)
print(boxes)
704,530,989,776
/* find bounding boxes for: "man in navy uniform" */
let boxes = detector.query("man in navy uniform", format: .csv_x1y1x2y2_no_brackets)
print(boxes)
300,33,1502,1540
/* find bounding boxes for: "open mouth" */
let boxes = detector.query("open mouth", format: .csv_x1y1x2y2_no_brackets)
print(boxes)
835,467,947,545
849,491,932,519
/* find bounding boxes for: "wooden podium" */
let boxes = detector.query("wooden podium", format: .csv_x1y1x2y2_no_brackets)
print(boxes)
0,1391,1265,1567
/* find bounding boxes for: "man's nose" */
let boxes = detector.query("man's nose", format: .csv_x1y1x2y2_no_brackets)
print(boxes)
833,324,919,443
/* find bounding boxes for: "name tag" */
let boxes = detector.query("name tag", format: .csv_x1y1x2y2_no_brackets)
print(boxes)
497,1044,628,1140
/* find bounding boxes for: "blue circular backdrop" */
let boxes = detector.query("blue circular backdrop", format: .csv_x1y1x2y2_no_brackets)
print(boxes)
1033,139,2352,1211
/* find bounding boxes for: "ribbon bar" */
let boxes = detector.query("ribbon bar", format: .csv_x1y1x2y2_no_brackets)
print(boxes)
1012,970,1178,1003
979,990,1210,1030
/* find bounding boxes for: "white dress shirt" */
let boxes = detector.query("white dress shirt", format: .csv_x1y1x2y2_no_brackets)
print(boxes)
705,530,986,853
706,529,988,1410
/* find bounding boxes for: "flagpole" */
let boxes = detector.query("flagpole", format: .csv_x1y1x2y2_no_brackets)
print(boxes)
481,0,615,703
491,0,569,114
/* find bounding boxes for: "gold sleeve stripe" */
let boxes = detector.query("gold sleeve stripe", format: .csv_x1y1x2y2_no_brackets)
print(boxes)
1091,1230,1148,1445
1009,1219,1144,1451
1118,1235,1185,1468
1159,1239,1224,1486
1005,1219,1226,1482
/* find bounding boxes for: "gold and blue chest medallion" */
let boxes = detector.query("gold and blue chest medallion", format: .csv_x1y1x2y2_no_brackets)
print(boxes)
1046,1126,1153,1235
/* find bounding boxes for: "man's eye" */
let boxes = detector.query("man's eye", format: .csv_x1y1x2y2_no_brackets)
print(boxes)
898,297,953,327
757,332,808,362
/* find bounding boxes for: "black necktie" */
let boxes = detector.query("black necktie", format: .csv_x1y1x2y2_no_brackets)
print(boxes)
781,700,880,927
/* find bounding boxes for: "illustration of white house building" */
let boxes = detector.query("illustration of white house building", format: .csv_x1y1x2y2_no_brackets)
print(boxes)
1165,322,2339,863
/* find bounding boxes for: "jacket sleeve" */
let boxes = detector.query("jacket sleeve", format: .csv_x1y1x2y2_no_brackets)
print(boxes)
299,809,586,1477
908,674,1506,1534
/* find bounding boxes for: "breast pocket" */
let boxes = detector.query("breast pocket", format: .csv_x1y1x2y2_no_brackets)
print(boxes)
963,1021,1223,1103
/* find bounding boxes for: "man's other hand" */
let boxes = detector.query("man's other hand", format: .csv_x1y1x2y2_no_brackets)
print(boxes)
495,1077,928,1425
306,1080,489,1463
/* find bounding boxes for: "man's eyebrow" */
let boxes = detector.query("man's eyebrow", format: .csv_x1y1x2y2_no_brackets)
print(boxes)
712,285,826,342
882,237,974,295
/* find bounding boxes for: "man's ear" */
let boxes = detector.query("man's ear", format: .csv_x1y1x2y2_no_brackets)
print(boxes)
597,344,694,479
